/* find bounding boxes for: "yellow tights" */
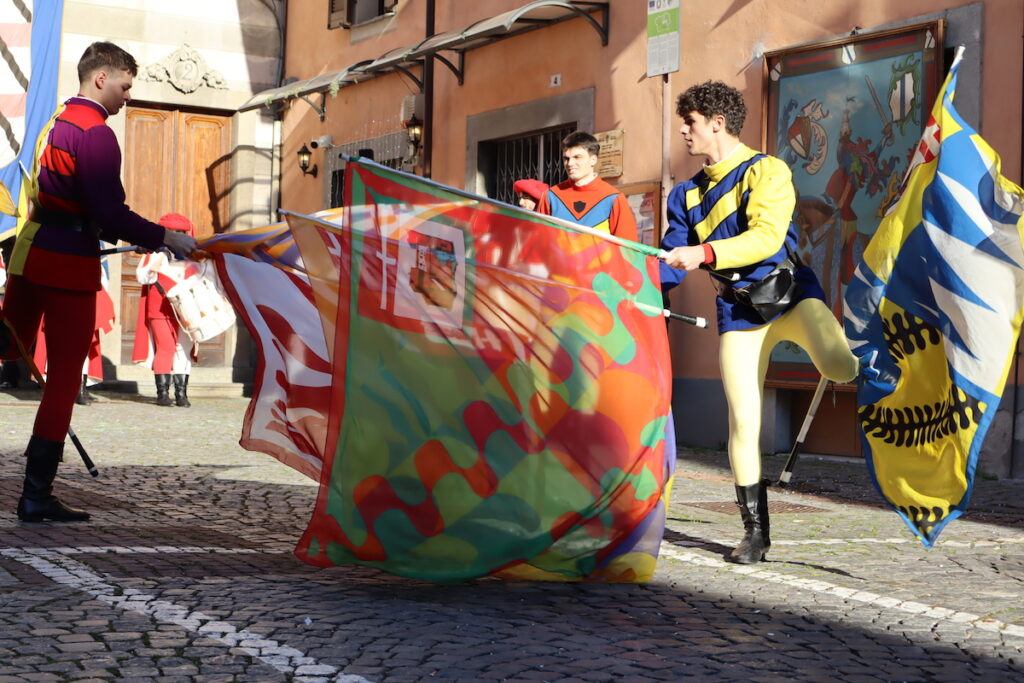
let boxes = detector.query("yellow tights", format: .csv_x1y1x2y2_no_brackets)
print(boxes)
719,298,858,486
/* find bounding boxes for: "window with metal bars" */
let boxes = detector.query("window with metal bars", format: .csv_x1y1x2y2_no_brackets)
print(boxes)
481,123,576,206
329,145,403,209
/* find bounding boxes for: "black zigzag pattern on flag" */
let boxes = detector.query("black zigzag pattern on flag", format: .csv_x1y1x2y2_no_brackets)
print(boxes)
13,0,31,21
0,10,31,158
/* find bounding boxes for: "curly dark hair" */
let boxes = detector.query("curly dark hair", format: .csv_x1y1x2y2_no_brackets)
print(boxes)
676,81,747,136
78,42,138,82
561,130,600,156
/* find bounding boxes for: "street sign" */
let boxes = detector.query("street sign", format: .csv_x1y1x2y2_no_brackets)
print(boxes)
647,0,680,77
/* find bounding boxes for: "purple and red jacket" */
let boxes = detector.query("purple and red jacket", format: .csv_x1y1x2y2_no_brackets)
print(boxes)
10,96,165,291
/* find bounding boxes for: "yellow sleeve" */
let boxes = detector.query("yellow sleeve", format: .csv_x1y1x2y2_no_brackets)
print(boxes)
707,156,796,270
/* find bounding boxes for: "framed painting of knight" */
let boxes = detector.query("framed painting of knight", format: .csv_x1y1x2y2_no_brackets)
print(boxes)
762,20,945,386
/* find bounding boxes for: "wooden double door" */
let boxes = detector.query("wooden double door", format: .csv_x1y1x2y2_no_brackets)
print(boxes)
119,104,232,366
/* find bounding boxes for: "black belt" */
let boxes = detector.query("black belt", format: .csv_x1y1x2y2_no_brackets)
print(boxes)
713,256,798,304
29,206,91,233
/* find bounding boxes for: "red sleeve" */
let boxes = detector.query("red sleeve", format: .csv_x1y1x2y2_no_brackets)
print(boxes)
702,242,716,265
611,193,638,243
536,190,552,216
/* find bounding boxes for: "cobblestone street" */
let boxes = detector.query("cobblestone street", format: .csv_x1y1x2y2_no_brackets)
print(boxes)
1,389,1022,681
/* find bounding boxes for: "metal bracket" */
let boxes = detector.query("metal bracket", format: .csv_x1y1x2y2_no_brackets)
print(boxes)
392,63,423,92
298,93,326,121
433,52,464,86
569,1,609,46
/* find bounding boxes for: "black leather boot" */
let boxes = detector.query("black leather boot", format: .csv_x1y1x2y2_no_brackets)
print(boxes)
173,374,191,407
0,314,10,359
17,435,91,522
758,477,771,553
155,374,173,406
75,374,94,405
729,479,770,564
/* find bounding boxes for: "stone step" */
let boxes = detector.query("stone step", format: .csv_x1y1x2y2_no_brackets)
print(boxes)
99,364,252,398
101,379,250,399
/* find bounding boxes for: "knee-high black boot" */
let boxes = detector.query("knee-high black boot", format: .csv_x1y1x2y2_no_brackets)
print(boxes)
17,435,91,522
155,374,173,406
0,315,10,359
75,374,94,405
759,477,771,554
173,374,191,407
729,479,770,564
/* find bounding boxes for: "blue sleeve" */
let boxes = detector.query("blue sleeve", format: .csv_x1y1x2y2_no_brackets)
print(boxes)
658,183,692,293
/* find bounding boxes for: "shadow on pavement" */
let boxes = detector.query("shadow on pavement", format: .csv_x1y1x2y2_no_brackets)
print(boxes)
0,460,1021,680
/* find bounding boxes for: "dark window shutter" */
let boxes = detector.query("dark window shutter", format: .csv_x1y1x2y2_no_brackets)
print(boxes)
328,0,351,29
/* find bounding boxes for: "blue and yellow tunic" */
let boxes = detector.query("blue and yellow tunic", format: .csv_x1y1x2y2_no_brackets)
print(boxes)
660,143,824,333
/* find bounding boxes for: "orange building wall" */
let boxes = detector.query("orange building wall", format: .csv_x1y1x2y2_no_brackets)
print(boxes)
275,0,1024,457
666,0,1023,384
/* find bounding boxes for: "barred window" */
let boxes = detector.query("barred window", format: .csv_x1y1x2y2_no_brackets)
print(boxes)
481,123,576,206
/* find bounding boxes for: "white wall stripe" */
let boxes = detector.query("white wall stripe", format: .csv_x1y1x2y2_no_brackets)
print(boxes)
669,536,1024,548
659,545,1024,640
0,547,375,683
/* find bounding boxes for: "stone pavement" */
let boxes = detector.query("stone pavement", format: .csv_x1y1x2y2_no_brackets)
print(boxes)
1,388,1022,682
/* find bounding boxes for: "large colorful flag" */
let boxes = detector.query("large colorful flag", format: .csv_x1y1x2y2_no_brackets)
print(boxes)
0,1,63,241
844,48,1024,547
206,160,674,582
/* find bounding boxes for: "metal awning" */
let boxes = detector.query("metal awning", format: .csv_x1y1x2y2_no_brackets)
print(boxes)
238,1,608,112
404,1,608,84
412,0,607,56
348,45,424,89
237,64,370,114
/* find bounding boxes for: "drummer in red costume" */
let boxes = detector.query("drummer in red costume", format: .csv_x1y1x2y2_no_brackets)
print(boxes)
0,42,199,523
133,213,198,408
536,131,638,241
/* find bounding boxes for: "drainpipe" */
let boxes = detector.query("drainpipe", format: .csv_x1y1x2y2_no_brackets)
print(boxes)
260,0,286,223
270,119,282,222
422,0,435,178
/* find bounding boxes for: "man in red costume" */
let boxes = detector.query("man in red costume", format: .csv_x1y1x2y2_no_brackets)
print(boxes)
133,213,198,407
536,131,638,241
0,42,198,522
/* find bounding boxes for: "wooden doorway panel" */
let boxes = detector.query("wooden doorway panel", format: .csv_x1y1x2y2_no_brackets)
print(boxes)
178,113,231,239
120,105,232,367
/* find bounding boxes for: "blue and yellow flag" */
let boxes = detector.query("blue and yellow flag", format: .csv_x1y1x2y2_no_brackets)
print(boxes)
0,1,64,240
844,48,1024,547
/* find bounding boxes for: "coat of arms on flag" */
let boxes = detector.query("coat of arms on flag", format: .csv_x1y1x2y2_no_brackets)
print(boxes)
845,48,1024,547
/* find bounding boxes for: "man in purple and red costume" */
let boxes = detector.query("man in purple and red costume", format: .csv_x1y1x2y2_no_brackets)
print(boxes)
0,42,199,522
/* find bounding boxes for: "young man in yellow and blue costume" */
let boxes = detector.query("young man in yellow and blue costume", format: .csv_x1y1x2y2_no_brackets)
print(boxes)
661,81,858,564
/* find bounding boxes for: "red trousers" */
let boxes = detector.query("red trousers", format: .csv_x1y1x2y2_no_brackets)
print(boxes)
1,275,96,441
148,317,179,374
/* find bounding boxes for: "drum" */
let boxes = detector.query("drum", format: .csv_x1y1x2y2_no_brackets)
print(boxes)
165,261,235,342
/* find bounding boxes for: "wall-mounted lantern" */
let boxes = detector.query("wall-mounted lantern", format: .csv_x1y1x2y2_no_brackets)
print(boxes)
297,144,318,178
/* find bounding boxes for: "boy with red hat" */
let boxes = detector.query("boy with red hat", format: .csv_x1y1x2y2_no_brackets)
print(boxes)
133,213,199,407
512,178,548,212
